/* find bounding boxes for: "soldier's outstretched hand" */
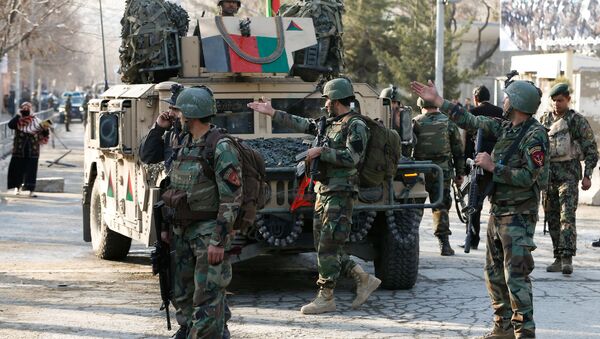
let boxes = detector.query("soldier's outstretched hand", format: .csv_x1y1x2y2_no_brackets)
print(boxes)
410,80,444,108
247,97,275,117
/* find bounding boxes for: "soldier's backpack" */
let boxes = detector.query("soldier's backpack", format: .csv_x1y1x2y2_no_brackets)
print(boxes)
342,113,402,188
202,129,268,231
412,113,451,159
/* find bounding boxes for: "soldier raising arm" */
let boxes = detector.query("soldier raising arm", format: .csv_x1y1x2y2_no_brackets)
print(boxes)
248,78,381,315
412,79,549,339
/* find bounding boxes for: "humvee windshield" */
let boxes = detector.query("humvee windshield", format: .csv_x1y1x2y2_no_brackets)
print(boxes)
215,99,254,134
272,98,322,133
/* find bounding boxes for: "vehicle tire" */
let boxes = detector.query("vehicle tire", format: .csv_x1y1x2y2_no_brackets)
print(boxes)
59,113,65,124
89,178,132,260
375,207,423,290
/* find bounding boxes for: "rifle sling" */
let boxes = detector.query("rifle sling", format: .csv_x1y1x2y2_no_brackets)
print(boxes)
478,118,535,204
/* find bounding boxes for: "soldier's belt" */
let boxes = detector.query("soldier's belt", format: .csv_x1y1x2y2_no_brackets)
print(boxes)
173,210,218,226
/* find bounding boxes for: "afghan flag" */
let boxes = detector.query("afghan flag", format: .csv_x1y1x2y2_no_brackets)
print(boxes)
266,0,280,17
199,17,316,74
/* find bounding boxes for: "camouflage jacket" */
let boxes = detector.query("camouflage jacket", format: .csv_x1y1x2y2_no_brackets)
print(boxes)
170,127,243,246
411,111,466,177
539,109,598,182
441,100,549,216
273,109,369,193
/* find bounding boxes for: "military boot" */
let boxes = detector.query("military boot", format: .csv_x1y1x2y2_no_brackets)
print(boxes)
546,258,562,272
173,325,188,339
482,321,515,339
592,239,600,247
561,256,573,275
300,288,336,314
438,236,455,256
350,265,381,309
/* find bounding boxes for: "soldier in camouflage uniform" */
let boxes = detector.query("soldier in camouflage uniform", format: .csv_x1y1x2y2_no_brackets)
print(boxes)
412,79,549,339
165,87,241,339
540,83,599,275
247,78,381,314
412,98,465,256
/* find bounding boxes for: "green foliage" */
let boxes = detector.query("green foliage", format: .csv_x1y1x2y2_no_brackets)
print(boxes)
343,0,479,104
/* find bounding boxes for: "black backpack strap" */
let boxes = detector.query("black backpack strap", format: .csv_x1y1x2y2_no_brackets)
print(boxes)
478,118,536,202
201,128,229,180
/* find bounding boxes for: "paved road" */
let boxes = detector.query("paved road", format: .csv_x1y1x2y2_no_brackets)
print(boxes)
1,122,599,338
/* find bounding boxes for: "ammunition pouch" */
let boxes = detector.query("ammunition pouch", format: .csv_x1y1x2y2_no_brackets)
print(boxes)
161,189,218,227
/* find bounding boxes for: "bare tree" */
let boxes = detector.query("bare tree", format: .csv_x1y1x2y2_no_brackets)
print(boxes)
0,0,72,57
471,0,499,69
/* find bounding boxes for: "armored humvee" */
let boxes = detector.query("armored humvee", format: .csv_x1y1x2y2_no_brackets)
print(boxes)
82,14,442,290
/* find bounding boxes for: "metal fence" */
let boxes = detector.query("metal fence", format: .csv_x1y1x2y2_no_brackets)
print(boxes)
0,109,56,159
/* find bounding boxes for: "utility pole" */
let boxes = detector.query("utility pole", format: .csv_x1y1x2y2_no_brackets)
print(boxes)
435,0,445,97
99,0,109,91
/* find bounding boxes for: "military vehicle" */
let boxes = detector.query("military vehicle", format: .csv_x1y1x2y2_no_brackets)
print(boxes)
82,5,442,290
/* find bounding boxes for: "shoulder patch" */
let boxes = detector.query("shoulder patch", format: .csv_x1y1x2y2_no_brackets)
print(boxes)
528,145,545,167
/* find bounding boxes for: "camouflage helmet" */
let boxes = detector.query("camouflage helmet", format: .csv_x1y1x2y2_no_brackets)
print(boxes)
380,85,402,103
174,86,216,119
416,97,437,109
549,82,570,98
322,78,354,101
504,80,541,115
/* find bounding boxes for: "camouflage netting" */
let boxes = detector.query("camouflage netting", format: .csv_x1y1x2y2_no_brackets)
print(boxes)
280,0,345,82
119,0,189,84
243,138,309,168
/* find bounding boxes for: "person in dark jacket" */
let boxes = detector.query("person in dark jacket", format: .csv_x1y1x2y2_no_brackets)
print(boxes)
7,102,51,197
461,85,505,249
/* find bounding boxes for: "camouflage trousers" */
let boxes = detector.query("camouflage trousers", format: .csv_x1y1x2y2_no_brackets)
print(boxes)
173,228,232,339
424,171,452,238
485,214,537,339
313,192,357,289
543,179,578,257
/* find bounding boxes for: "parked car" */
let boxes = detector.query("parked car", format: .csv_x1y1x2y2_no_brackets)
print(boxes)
59,91,85,122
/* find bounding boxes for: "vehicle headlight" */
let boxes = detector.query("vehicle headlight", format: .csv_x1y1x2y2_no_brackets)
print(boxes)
79,107,84,112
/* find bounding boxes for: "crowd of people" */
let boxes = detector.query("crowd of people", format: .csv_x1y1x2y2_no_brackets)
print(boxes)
501,0,600,50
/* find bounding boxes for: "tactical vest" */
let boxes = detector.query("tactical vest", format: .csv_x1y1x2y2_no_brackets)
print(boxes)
413,112,451,159
323,115,361,179
490,123,539,208
169,140,219,214
547,114,583,162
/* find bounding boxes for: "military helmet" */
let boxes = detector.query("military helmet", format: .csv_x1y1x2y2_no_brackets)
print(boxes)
162,83,185,106
549,83,570,98
417,97,437,109
322,78,354,101
380,85,402,103
218,0,241,5
174,86,216,119
504,80,541,114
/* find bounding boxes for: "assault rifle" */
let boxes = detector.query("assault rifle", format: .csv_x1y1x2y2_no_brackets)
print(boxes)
452,178,469,224
305,115,329,197
150,200,172,330
463,128,485,253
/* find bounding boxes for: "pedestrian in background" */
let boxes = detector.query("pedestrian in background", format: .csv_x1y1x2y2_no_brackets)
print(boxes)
7,102,51,198
540,83,599,274
64,94,72,132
